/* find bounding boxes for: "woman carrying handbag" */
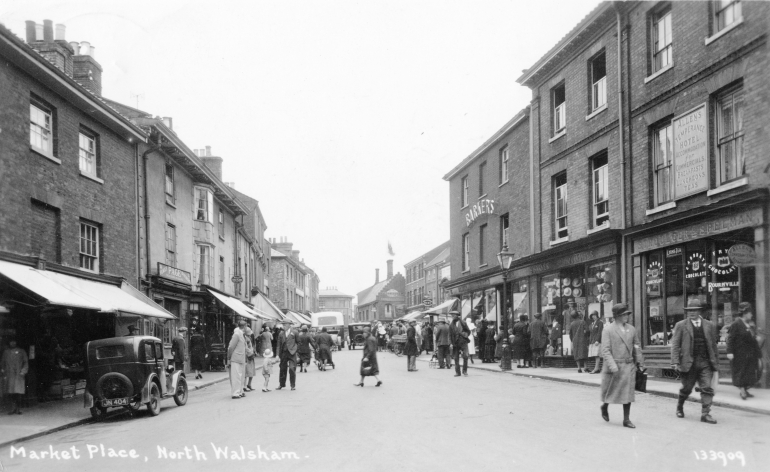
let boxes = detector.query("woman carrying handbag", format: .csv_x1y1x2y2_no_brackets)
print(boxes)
354,327,382,387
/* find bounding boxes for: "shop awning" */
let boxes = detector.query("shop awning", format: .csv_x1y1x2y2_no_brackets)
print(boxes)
293,311,312,325
207,289,259,320
423,298,459,316
0,260,175,319
250,293,285,321
403,310,425,321
282,311,305,326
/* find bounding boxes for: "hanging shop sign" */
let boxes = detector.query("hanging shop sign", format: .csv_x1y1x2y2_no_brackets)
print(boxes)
728,244,756,266
673,103,708,200
465,199,497,228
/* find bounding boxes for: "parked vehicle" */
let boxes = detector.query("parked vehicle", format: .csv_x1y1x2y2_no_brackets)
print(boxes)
348,323,370,350
84,336,187,420
311,312,344,349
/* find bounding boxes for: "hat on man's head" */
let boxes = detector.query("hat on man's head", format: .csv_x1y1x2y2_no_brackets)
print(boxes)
684,299,705,311
611,303,631,317
178,327,188,333
409,319,417,325
738,302,753,314
263,349,272,357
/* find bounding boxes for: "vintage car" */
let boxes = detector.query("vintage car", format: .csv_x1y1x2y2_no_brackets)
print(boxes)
311,311,345,350
347,323,370,350
84,335,187,419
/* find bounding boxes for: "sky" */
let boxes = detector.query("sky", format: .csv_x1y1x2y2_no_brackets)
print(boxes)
1,0,600,304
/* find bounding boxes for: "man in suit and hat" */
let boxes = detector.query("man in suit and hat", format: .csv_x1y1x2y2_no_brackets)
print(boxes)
171,327,187,371
449,311,471,377
670,299,719,424
276,321,298,390
434,318,451,369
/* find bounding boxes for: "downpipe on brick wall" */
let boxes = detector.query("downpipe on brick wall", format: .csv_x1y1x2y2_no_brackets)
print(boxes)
142,144,161,283
614,2,628,303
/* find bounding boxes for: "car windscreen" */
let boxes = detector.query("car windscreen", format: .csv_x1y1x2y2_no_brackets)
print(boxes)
96,345,125,359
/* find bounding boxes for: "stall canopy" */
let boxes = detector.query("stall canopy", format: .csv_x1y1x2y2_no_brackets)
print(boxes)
293,311,312,325
0,260,175,319
281,310,305,326
251,293,285,321
423,298,459,316
207,289,260,321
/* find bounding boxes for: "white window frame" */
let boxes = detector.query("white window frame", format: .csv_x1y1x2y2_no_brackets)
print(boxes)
715,0,741,32
652,122,674,205
165,164,174,202
195,187,214,223
79,222,99,273
652,6,673,73
553,84,566,135
462,233,470,272
592,155,609,227
165,223,176,267
78,132,97,177
554,174,568,239
590,52,607,111
30,102,53,157
716,86,745,185
195,244,213,287
461,176,469,207
499,146,509,184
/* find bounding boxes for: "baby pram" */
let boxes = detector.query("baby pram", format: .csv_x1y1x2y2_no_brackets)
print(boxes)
208,343,227,371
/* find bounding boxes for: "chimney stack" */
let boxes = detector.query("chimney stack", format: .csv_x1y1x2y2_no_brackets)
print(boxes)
375,268,380,284
199,146,223,181
72,39,102,96
25,19,76,77
387,259,393,279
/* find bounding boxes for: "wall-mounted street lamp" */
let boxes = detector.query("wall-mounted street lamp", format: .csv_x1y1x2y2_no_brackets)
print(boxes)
497,245,515,371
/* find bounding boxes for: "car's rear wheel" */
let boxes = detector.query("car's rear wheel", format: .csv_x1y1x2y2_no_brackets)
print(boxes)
96,372,134,400
173,377,188,406
146,382,161,416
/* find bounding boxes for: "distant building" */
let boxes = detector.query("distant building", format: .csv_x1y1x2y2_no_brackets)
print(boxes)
268,237,319,312
356,260,405,321
404,241,450,312
319,287,354,323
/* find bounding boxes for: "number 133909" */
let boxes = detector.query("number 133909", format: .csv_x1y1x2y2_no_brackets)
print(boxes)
693,450,745,466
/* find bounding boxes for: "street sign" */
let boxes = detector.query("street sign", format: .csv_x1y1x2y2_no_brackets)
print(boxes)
423,298,433,307
231,275,243,283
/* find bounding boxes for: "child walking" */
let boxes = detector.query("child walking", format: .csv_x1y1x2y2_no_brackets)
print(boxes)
261,349,280,392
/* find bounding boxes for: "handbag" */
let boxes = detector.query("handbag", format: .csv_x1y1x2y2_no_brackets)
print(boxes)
635,367,648,393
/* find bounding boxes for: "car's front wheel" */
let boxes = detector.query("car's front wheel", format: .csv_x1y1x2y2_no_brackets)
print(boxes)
147,382,161,416
173,377,188,406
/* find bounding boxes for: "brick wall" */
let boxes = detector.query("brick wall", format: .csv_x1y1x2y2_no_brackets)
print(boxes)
30,200,61,263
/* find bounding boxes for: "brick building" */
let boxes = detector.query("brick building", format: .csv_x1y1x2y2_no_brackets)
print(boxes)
425,245,451,306
268,237,319,313
0,20,173,399
404,241,450,312
356,260,405,322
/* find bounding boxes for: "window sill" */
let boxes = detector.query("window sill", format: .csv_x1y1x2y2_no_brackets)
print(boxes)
78,267,99,275
31,147,61,165
586,222,610,235
462,269,470,275
549,236,569,247
478,264,488,269
645,201,676,216
585,104,607,121
165,200,177,209
498,180,509,188
548,130,566,143
644,64,673,84
461,204,469,210
79,171,104,184
478,194,488,200
705,18,743,46
707,177,748,197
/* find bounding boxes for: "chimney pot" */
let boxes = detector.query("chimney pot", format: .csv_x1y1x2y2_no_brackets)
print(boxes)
375,268,380,284
35,23,44,41
387,259,393,279
206,145,212,156
55,24,65,40
79,41,90,56
25,21,36,43
162,116,172,129
69,41,80,55
43,20,53,42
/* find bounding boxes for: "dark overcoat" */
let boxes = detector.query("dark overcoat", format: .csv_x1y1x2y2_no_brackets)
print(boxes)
189,333,208,370
529,319,549,350
404,326,419,356
589,319,604,344
727,319,761,388
361,335,379,376
511,322,529,359
569,319,590,360
600,322,643,404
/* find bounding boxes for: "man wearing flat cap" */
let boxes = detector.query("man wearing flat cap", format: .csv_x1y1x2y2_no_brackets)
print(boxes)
404,320,420,372
171,327,187,371
434,318,451,369
670,299,719,424
449,311,471,377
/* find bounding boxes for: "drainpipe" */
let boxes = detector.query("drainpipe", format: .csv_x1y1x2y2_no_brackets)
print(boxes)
529,105,536,255
614,2,628,303
142,144,161,283
134,142,141,289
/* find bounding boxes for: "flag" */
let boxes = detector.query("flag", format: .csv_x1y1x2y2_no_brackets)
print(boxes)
387,241,395,256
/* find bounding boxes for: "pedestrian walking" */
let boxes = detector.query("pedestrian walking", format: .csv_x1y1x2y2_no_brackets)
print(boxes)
424,321,434,354
465,317,476,364
569,312,590,373
484,322,497,363
189,327,208,379
354,327,382,387
588,311,604,374
377,324,387,352
599,303,644,428
671,299,719,424
727,302,762,400
1,339,28,415
477,319,487,362
315,327,334,371
227,321,247,399
449,311,471,377
243,326,256,392
512,314,530,368
260,326,273,358
296,326,314,373
405,320,420,372
434,318,452,369
261,349,280,392
276,321,299,390
529,313,549,368
171,327,187,371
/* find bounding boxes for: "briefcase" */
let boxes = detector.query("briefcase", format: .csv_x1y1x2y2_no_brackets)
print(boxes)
635,367,648,393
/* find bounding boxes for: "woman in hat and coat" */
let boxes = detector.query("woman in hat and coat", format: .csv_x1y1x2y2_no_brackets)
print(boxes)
404,320,420,371
189,327,208,379
484,322,497,363
727,302,763,400
588,311,604,374
569,312,590,372
600,303,644,428
529,313,549,368
511,314,530,368
355,327,382,387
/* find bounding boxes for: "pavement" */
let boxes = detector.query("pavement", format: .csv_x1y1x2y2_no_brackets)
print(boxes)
416,354,770,415
1,353,768,449
0,358,263,448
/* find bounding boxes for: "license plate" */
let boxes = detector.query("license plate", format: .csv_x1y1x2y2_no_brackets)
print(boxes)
102,398,128,407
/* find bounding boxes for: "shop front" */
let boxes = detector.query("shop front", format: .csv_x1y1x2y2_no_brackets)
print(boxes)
630,204,767,385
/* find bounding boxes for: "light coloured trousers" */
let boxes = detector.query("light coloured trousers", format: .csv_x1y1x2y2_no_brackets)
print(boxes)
230,362,244,397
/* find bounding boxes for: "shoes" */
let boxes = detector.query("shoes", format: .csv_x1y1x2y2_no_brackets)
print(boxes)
590,370,600,374
375,381,382,387
291,387,296,391
412,369,418,372
231,396,241,399
701,414,717,424
438,366,445,369
239,393,245,397
454,374,461,377
622,420,636,429
676,408,684,418
262,389,268,392
740,390,748,400
746,391,755,398
578,369,583,373
354,383,364,387
463,372,468,376
601,405,609,422
276,386,283,390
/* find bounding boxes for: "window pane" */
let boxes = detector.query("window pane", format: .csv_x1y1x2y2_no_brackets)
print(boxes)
721,96,734,138
733,90,743,133
720,141,734,181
